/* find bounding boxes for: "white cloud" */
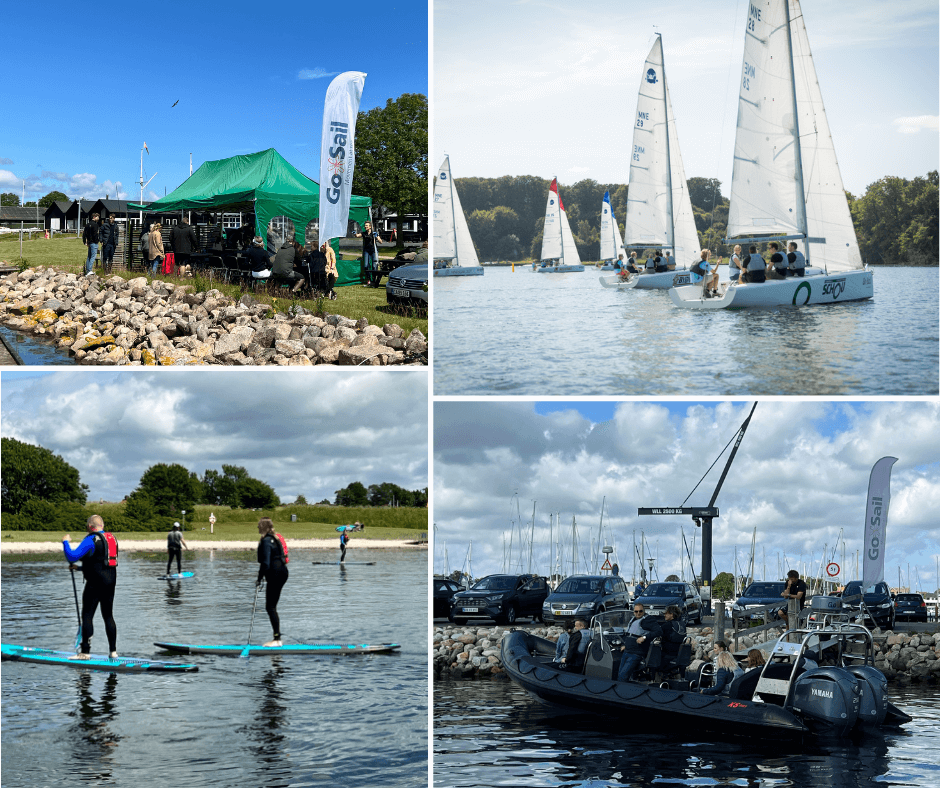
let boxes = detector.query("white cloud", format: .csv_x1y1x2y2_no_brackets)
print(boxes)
298,67,339,80
892,115,939,135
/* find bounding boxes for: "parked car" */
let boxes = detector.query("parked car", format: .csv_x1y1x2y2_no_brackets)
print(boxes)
894,592,928,623
842,580,896,629
386,262,428,308
731,581,787,621
450,573,549,625
434,576,464,619
541,574,632,625
635,582,703,625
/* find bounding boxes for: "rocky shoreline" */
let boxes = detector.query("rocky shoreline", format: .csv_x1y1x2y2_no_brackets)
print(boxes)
433,623,940,684
0,267,427,366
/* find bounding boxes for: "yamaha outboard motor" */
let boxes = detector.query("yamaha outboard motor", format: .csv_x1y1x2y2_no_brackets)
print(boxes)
792,667,861,737
846,665,889,728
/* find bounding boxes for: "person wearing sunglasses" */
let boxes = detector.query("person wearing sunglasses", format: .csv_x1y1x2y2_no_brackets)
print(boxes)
617,604,658,682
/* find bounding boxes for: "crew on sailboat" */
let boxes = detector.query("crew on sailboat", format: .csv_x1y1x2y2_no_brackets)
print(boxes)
729,245,744,282
663,250,676,271
614,254,625,271
654,251,667,273
626,252,641,274
787,242,806,277
742,245,766,283
645,254,656,273
767,242,789,280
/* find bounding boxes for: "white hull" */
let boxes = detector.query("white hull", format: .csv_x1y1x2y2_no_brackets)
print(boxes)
600,269,687,290
599,274,638,290
434,266,484,277
598,263,616,270
536,264,585,273
669,269,874,310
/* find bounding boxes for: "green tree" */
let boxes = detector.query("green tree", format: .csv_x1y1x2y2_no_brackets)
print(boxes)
238,477,279,509
1,192,20,207
136,463,199,517
123,490,157,528
1,437,88,514
39,190,69,208
686,177,724,212
335,481,369,507
353,93,427,240
294,494,308,506
711,571,735,599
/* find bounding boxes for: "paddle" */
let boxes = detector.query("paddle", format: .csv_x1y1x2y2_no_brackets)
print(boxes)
241,582,262,659
69,564,82,652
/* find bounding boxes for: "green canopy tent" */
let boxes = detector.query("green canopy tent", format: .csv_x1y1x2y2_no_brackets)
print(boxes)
129,148,372,286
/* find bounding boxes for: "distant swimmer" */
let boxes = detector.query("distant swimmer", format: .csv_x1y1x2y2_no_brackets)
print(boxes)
63,515,119,659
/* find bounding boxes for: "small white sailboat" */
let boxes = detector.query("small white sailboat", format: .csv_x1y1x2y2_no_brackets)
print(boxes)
600,34,699,291
670,0,873,309
598,191,624,270
535,178,585,273
433,154,484,277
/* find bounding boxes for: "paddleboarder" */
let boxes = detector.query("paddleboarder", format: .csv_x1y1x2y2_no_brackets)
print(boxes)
340,528,350,563
256,518,289,647
166,522,189,576
63,515,119,659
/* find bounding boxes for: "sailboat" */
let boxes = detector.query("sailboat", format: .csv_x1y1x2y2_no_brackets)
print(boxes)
598,191,625,270
433,155,484,277
600,34,699,290
534,178,585,273
670,0,873,309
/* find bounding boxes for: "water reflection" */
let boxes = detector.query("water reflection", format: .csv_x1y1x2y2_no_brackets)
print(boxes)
70,673,120,780
244,660,293,788
163,578,184,605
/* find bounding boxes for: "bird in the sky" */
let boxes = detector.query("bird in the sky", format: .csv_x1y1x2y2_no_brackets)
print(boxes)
172,100,179,107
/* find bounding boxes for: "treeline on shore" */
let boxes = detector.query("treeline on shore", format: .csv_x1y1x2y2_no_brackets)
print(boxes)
1,437,428,533
454,172,939,266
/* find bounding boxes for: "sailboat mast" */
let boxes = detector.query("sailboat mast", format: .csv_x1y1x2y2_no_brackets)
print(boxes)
558,178,565,267
660,34,676,253
784,1,809,240
445,154,459,262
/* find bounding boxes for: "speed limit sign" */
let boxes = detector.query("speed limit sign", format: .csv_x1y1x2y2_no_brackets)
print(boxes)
826,562,840,577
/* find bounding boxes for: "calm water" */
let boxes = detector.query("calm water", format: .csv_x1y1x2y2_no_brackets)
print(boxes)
434,678,940,788
0,325,74,364
1,550,428,787
432,266,939,395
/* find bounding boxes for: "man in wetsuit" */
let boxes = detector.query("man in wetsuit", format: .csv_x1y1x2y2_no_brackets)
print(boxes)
166,522,189,575
63,515,119,659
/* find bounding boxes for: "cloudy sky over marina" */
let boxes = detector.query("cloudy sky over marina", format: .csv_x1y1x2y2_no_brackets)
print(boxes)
434,400,940,593
1,370,428,506
434,0,939,196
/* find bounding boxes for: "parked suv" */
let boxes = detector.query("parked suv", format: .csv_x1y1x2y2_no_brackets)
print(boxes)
434,576,464,619
541,574,632,625
635,582,703,625
894,593,928,623
450,574,549,625
842,580,895,630
731,581,787,621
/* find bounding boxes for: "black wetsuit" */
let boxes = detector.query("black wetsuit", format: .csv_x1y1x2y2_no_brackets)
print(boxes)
257,534,289,640
65,532,118,654
167,529,184,574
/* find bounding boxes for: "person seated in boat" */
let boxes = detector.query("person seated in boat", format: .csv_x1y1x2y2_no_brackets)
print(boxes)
787,242,806,277
699,650,743,695
554,619,574,664
613,254,625,271
654,250,667,273
742,245,766,283
767,242,789,279
728,244,744,282
644,253,656,274
691,250,719,297
652,605,687,673
625,252,641,274
663,250,676,271
560,618,591,671
617,602,660,682
746,648,767,669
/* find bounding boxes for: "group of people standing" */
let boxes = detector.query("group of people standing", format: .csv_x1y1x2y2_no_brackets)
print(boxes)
81,213,119,275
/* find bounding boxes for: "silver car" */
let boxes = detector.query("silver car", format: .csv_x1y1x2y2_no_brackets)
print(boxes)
386,263,428,307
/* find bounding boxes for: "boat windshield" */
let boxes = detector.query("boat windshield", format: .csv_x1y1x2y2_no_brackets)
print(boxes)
744,583,784,597
471,576,516,592
555,577,604,595
641,584,683,597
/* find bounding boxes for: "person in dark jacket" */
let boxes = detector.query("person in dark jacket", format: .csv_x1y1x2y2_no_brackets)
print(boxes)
272,239,306,292
617,602,661,681
99,215,117,273
63,515,119,658
306,241,327,295
82,213,101,275
356,221,382,286
246,236,272,280
561,618,591,671
650,605,686,673
256,517,289,647
170,217,198,273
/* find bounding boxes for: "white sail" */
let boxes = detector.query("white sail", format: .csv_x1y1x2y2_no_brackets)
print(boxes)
434,155,480,267
727,0,862,273
665,79,700,263
540,178,563,260
624,36,673,249
600,191,623,261
560,204,582,265
451,170,480,267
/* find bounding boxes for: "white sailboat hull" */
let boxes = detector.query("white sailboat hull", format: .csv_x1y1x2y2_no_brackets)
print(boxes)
434,266,484,277
669,269,874,310
536,264,585,273
600,269,687,290
599,274,638,289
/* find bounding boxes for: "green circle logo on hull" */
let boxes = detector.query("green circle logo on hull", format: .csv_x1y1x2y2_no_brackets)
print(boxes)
793,281,811,305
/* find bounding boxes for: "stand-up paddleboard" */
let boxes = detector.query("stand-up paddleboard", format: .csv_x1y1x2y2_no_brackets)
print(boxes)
1,644,199,672
158,571,195,580
312,561,376,565
154,641,400,656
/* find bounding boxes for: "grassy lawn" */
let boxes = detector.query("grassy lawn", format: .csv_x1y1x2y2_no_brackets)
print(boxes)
0,234,428,336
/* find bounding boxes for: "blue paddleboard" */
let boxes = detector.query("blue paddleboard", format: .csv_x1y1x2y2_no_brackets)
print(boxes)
159,571,195,579
1,643,198,672
155,641,399,656
311,561,375,565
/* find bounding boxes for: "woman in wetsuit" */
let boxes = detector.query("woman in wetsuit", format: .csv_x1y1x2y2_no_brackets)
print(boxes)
256,517,289,647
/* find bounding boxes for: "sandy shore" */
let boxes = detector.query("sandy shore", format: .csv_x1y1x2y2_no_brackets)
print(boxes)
1,538,427,554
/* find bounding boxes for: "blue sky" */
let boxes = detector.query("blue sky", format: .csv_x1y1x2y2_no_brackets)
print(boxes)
0,0,428,204
434,0,939,197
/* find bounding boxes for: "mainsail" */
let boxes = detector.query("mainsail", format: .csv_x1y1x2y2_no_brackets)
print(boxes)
541,178,581,265
727,0,861,273
434,155,480,266
600,191,625,261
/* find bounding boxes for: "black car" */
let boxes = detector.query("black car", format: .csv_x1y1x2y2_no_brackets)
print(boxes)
541,574,632,625
842,580,895,630
450,574,549,625
732,581,787,621
894,593,928,623
635,582,703,625
434,577,464,619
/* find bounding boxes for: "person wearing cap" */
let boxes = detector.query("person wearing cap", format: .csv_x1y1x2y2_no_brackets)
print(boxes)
247,235,272,280
166,521,189,576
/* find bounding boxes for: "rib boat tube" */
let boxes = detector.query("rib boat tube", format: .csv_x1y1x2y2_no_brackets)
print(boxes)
500,609,910,741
